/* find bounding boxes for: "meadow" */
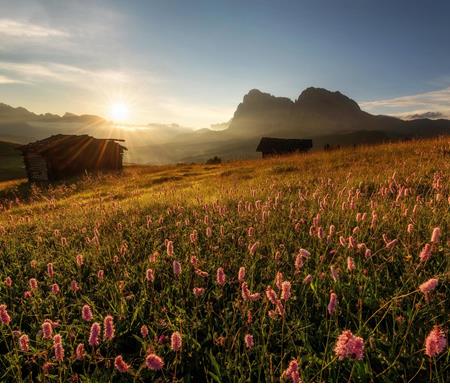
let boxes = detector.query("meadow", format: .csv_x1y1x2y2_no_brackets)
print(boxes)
0,137,448,382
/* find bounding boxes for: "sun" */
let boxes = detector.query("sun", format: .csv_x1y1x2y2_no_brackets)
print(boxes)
109,102,130,122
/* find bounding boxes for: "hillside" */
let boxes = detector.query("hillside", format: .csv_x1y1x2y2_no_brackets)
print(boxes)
0,137,448,382
0,141,26,181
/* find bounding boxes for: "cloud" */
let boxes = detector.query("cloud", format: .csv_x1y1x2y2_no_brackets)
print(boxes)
0,74,28,84
360,86,450,113
0,19,68,38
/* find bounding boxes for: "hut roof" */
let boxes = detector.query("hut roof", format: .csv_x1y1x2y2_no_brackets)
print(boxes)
256,137,312,152
18,134,127,155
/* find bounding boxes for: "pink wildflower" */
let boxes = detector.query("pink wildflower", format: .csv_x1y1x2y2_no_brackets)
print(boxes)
283,358,301,383
173,260,181,277
0,304,11,325
82,304,93,322
140,325,149,338
334,330,365,360
275,271,283,290
248,241,259,255
425,326,447,357
431,227,441,243
170,331,182,351
244,334,254,349
146,268,155,283
303,274,313,284
51,283,60,294
407,223,414,234
238,266,246,283
330,265,339,282
75,254,84,267
216,267,226,286
23,291,32,299
347,257,355,272
265,286,278,304
97,270,104,280
281,281,292,301
145,353,164,370
364,248,372,259
88,322,101,346
29,278,38,290
42,321,53,339
47,263,54,278
19,334,29,352
70,280,80,292
4,276,12,287
114,355,130,373
166,240,174,256
327,292,337,315
103,315,115,341
419,243,432,262
75,343,85,360
53,335,64,361
193,287,205,297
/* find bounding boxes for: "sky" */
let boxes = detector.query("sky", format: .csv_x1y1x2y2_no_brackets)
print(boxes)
1,0,450,127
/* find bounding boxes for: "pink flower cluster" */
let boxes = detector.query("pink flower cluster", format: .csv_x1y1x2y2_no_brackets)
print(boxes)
334,330,364,361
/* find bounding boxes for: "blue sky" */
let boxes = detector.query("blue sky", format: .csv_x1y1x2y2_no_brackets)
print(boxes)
1,0,450,126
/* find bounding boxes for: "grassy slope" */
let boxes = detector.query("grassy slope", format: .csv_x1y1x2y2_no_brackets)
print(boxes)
0,141,26,181
0,137,448,382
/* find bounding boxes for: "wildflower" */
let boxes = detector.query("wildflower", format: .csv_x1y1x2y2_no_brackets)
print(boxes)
195,268,209,277
348,236,356,248
114,355,130,373
339,236,347,247
283,358,301,383
0,304,11,325
145,353,164,370
42,321,53,339
265,286,278,304
23,291,32,299
303,274,313,285
431,227,441,243
88,322,101,346
407,223,414,234
244,334,254,349
103,315,115,341
206,226,212,237
364,248,372,259
29,278,38,290
275,300,285,316
53,334,64,361
248,241,259,255
419,278,438,302
294,254,304,273
238,267,246,283
4,276,12,287
141,325,149,338
330,265,339,282
19,334,29,352
97,270,104,280
146,268,155,283
70,280,80,292
327,292,337,315
247,310,252,324
75,254,84,267
193,287,205,297
275,271,283,290
166,240,174,256
51,283,60,294
242,282,260,301
334,330,365,360
82,304,93,322
385,239,398,249
419,243,432,262
173,261,181,277
47,263,54,278
190,255,198,265
425,326,447,357
347,257,355,272
75,343,85,360
216,267,226,286
281,281,292,301
171,331,182,351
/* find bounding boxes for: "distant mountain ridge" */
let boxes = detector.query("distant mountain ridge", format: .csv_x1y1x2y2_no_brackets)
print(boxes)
0,87,449,167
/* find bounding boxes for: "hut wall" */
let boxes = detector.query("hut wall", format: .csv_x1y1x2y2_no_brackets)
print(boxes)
24,152,49,181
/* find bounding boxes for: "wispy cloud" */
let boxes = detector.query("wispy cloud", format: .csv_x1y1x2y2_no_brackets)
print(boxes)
0,74,28,84
360,87,450,111
0,19,68,38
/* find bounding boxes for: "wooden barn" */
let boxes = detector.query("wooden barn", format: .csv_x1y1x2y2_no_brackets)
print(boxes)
18,134,127,182
256,137,313,158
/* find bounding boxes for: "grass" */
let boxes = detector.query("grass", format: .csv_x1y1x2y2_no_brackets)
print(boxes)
0,137,448,382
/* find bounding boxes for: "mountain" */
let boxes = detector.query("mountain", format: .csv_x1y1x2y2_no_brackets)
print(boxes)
1,87,449,169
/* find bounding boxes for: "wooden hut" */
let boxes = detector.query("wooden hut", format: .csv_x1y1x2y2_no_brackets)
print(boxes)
256,137,312,158
18,134,127,182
